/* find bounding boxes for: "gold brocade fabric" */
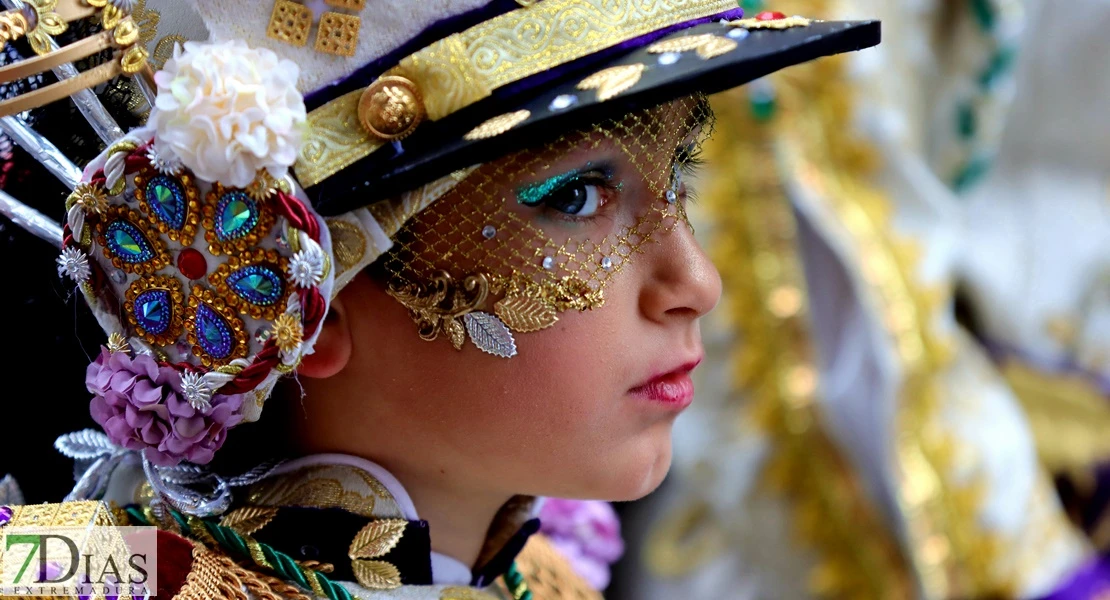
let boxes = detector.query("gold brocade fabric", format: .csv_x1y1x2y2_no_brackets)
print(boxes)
246,464,403,519
295,0,735,187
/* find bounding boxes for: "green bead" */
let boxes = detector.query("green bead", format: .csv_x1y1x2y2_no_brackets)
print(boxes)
111,228,142,256
221,198,253,234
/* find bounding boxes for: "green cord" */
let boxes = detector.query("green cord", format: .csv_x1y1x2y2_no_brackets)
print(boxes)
503,562,533,600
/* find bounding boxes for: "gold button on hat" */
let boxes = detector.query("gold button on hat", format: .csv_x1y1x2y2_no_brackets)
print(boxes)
358,76,426,141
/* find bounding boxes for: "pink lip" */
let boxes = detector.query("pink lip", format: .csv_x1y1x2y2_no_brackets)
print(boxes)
629,358,702,409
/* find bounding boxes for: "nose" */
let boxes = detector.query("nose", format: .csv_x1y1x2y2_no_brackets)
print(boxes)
638,221,722,324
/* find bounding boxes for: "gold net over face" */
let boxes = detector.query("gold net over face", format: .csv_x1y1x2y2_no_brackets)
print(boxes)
376,95,714,356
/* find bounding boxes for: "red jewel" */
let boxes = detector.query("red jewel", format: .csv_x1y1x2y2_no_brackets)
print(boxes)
756,10,787,20
177,248,207,281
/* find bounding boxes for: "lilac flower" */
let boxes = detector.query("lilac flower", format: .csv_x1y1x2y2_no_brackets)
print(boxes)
539,498,625,590
86,349,243,466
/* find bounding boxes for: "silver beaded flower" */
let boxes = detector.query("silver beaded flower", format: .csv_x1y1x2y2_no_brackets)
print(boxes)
56,247,91,283
179,371,213,412
146,143,184,175
288,247,325,288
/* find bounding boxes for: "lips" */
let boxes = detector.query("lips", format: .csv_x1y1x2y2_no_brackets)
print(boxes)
629,358,701,408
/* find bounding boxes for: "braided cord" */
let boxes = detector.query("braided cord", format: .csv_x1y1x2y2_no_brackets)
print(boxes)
126,506,353,600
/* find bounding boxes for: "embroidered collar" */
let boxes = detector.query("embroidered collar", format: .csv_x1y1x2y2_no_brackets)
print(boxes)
228,454,538,589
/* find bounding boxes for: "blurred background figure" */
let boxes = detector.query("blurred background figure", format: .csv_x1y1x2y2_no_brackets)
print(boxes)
613,0,1110,598
956,0,1110,560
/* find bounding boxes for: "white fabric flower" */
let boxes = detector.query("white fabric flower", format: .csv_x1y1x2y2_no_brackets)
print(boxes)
56,247,91,283
150,40,306,188
179,371,213,411
288,244,326,288
146,142,184,175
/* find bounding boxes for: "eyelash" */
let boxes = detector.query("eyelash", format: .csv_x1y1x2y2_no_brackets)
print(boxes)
518,168,619,224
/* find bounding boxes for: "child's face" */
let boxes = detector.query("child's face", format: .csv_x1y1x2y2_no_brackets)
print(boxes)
306,99,721,501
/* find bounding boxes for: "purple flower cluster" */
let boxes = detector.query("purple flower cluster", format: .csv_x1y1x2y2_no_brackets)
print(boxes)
86,349,243,466
539,498,625,590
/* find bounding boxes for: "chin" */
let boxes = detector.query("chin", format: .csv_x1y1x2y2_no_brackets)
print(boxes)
598,428,675,502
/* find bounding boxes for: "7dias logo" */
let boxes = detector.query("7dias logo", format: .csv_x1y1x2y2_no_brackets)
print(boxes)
0,526,158,596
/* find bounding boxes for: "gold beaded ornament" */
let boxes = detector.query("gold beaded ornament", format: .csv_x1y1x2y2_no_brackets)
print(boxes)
379,95,714,358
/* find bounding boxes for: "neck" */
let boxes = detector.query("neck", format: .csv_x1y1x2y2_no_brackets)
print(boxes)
382,460,510,570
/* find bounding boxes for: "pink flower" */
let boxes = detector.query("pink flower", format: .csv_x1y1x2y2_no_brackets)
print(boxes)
538,498,624,590
86,349,244,466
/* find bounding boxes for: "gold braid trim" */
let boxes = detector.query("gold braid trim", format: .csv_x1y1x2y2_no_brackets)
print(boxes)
173,541,313,600
693,82,914,600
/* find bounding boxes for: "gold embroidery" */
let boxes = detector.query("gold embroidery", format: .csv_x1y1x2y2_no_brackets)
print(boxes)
315,11,360,57
327,218,368,276
348,518,406,589
350,519,406,558
296,0,735,187
646,33,738,59
728,15,812,29
247,465,402,518
463,109,531,141
576,63,645,101
351,559,402,589
267,0,312,48
219,506,279,536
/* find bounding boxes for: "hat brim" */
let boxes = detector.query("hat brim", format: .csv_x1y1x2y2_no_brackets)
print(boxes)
309,18,880,217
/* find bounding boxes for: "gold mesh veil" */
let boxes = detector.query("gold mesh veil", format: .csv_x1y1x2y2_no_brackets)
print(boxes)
377,95,714,358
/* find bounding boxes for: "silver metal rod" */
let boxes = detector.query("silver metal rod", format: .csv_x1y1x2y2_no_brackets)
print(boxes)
0,116,82,188
2,0,124,144
0,189,64,248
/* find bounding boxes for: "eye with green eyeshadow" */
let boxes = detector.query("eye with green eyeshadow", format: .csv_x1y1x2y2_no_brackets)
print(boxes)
515,163,620,222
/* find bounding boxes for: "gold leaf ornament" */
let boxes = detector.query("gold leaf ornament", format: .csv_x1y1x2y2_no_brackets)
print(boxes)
646,33,737,60
219,506,279,536
576,63,645,101
352,559,402,590
463,109,531,141
494,295,558,333
349,518,407,559
446,318,466,350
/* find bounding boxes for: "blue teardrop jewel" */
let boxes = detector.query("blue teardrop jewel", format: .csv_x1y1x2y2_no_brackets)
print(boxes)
195,304,234,359
105,220,155,264
133,289,172,335
227,265,285,307
145,175,187,230
214,191,260,242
